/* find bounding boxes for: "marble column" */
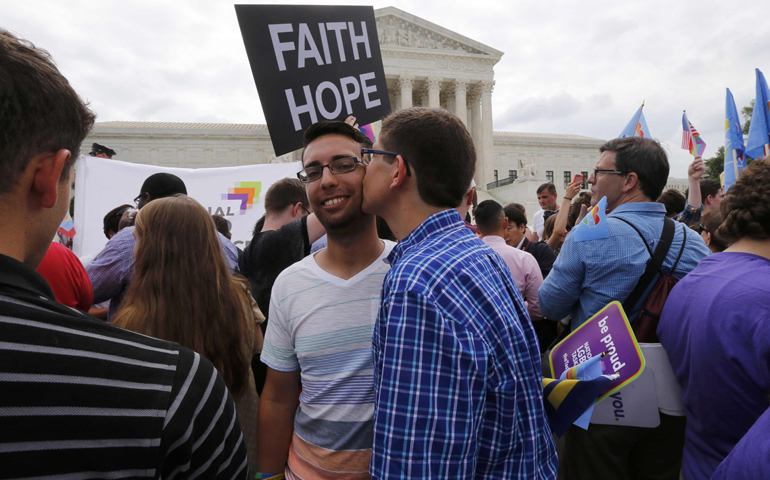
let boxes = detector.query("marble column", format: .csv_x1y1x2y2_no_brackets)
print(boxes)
480,80,495,188
419,84,429,107
469,86,484,186
427,77,441,108
398,75,415,109
453,80,468,126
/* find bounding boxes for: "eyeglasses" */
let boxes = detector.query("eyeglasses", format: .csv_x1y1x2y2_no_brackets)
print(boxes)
299,203,310,215
360,148,411,177
592,169,624,178
297,156,365,183
134,192,147,207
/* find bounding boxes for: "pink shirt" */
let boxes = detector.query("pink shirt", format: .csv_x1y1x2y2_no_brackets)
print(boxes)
481,235,543,320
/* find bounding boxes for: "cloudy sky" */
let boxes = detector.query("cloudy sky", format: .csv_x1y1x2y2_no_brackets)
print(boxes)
3,0,770,177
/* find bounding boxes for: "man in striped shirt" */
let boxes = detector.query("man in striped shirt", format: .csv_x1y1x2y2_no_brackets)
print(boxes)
0,29,248,479
361,107,557,480
257,121,393,479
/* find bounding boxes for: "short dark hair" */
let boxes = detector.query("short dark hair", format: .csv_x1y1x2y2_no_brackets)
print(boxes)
700,209,728,252
301,120,372,164
700,179,721,204
657,189,686,217
504,203,527,227
140,173,187,199
0,29,95,194
599,136,669,200
103,204,132,239
264,178,308,214
717,157,770,242
380,107,475,208
211,214,231,238
537,183,556,195
474,200,505,235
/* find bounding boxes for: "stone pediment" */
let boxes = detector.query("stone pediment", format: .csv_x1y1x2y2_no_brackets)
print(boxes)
375,7,503,60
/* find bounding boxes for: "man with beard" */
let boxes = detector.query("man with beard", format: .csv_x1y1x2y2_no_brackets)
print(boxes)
257,121,394,479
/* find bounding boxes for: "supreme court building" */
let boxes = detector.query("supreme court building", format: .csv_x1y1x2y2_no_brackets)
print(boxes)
82,7,685,219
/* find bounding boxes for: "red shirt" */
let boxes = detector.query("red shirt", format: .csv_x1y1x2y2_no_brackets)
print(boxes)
37,242,93,312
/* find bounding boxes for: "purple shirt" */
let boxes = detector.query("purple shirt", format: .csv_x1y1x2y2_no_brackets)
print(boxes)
481,235,543,320
711,406,770,480
86,226,240,319
657,252,770,480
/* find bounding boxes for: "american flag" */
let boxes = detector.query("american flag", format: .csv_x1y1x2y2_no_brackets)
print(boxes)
682,112,706,156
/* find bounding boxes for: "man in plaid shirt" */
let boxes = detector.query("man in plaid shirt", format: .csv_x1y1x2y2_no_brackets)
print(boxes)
361,107,557,480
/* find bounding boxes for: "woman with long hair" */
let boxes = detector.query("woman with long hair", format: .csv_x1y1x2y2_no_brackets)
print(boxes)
112,194,262,472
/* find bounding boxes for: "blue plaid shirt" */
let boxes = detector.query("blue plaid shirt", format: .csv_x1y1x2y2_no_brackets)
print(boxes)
539,201,710,331
371,209,557,480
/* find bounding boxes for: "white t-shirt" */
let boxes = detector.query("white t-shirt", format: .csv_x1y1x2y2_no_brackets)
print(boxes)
533,206,560,239
533,209,546,239
262,240,395,478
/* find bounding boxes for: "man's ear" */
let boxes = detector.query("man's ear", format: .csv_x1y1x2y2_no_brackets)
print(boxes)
389,155,409,190
502,217,509,230
623,172,640,193
466,187,475,207
292,202,303,217
31,149,71,209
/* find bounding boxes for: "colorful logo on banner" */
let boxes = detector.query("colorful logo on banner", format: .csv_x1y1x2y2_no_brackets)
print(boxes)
571,196,610,242
221,182,262,215
550,301,645,402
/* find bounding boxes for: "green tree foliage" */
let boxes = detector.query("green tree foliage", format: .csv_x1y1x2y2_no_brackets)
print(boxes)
705,146,725,179
742,99,754,135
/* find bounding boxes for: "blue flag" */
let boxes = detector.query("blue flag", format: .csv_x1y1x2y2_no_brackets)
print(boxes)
571,196,610,242
746,68,770,160
542,353,617,437
724,89,747,192
619,104,651,139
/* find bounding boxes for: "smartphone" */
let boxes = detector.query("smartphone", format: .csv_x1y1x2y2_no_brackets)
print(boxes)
572,173,583,185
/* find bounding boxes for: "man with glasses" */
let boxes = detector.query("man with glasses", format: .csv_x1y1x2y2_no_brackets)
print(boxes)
361,107,557,480
239,177,326,394
538,136,709,480
86,173,239,320
257,121,394,479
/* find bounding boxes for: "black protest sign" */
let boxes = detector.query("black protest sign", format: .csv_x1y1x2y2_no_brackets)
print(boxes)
236,5,391,157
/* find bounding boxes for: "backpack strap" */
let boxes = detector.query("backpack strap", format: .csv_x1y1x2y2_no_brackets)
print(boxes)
670,223,688,275
618,217,676,320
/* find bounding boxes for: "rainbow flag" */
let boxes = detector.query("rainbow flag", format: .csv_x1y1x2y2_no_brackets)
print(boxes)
359,123,378,144
571,196,609,242
57,211,76,238
682,111,706,156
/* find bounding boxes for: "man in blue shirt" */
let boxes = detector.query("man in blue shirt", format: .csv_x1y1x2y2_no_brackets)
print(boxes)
539,136,709,479
361,107,557,480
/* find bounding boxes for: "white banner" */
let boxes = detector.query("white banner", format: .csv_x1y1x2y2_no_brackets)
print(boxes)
73,156,302,259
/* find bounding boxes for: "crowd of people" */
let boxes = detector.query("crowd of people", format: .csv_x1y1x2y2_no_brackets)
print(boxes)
2,28,770,480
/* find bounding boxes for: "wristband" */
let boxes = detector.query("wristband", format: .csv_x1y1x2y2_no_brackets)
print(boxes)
563,197,573,201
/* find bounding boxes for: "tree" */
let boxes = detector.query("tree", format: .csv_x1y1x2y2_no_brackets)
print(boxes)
705,146,725,179
742,99,754,135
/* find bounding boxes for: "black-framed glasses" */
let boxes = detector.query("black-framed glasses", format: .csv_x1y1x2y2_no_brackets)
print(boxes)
299,203,310,215
297,156,365,183
592,169,624,178
360,148,411,177
133,192,147,206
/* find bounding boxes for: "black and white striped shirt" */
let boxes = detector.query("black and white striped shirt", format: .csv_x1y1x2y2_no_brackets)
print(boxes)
0,254,249,479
